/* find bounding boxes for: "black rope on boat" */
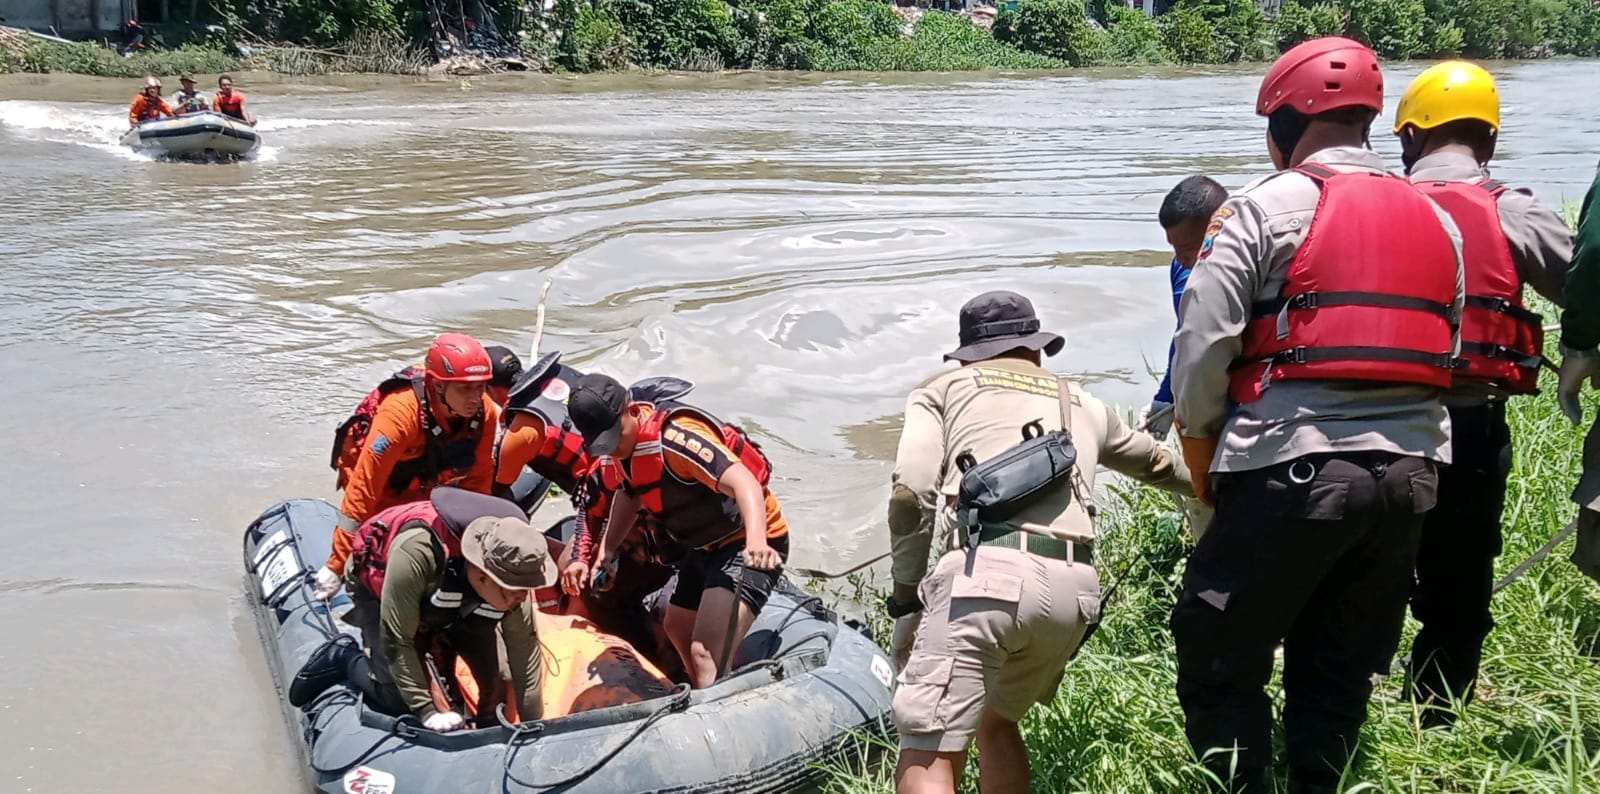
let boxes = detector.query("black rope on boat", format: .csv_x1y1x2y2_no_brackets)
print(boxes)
307,698,420,776
498,683,692,790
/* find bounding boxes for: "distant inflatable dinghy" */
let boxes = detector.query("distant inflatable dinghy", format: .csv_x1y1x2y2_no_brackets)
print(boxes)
121,110,259,159
243,498,897,793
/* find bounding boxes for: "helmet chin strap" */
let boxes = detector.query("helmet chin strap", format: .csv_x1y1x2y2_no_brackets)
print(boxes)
1400,127,1430,173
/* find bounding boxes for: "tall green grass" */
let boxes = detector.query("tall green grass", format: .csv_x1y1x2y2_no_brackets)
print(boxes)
822,314,1600,792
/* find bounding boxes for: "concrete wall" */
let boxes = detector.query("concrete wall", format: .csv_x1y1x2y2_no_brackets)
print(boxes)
4,0,131,34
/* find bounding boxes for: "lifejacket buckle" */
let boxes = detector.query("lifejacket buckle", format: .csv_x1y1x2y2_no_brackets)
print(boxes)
1287,346,1309,365
1291,291,1319,310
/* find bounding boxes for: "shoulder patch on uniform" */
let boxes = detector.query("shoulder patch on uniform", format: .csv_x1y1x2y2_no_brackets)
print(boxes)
662,421,734,474
540,377,571,404
1197,205,1237,262
369,434,390,457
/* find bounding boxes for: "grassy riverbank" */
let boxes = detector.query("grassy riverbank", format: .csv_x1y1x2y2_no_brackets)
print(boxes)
821,295,1600,791
5,0,1599,77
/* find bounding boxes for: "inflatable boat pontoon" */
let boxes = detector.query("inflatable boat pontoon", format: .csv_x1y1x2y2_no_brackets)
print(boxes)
244,498,896,793
122,111,259,160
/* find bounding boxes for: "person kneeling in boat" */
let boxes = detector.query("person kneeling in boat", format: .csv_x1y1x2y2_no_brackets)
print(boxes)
888,291,1190,794
128,76,174,127
171,74,207,116
494,356,678,650
314,333,503,602
567,373,787,689
212,74,256,127
291,487,547,731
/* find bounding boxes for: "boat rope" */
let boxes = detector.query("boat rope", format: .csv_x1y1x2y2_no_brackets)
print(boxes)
498,683,693,790
1493,517,1580,594
306,691,422,776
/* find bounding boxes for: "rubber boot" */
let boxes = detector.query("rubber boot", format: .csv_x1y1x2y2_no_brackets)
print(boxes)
289,634,362,708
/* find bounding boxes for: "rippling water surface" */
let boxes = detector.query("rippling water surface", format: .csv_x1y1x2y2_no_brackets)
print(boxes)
0,62,1595,791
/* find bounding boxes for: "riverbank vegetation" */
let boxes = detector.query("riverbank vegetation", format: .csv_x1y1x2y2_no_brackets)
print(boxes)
4,0,1600,77
819,292,1600,791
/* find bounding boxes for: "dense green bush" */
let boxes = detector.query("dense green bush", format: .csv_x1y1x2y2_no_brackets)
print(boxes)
8,38,239,78
1104,3,1175,63
1183,0,1274,61
1346,0,1430,58
555,0,631,71
995,0,1110,67
214,0,414,46
1271,1,1346,50
1159,4,1225,63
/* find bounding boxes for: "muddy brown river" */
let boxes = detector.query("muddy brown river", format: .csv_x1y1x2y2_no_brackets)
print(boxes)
1,62,1595,791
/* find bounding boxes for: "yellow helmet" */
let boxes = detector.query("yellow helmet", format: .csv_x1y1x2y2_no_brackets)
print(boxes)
1394,60,1499,134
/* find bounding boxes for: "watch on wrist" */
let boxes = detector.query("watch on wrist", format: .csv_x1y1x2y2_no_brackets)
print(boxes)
884,594,923,619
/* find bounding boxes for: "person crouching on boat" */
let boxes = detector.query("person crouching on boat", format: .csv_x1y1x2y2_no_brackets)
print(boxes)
171,74,207,116
289,487,547,732
567,373,788,689
313,333,502,602
212,74,256,127
127,76,173,127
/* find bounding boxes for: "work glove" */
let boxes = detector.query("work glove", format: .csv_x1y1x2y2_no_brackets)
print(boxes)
1558,346,1600,424
423,711,465,732
1178,433,1220,507
1139,400,1174,440
890,612,921,674
312,565,342,601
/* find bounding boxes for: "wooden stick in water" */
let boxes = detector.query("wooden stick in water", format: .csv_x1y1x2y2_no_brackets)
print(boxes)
529,278,553,361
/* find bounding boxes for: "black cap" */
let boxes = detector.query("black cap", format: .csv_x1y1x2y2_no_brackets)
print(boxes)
569,373,629,455
944,290,1065,363
485,345,523,388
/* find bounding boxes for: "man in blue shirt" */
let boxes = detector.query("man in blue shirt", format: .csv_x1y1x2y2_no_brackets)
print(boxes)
1144,175,1228,439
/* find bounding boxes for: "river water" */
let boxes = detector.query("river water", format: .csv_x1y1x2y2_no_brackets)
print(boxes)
0,61,1594,791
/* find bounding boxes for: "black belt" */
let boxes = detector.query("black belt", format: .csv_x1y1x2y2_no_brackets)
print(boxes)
976,526,1093,565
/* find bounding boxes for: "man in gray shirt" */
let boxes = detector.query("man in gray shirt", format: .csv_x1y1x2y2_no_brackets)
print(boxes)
1171,37,1465,793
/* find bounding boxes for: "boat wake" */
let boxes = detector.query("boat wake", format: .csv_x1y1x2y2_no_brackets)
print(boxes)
0,99,146,158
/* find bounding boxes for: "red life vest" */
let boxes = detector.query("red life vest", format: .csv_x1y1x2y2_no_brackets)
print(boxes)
329,366,483,491
501,354,589,492
607,403,771,550
1229,164,1461,403
215,90,245,120
347,500,559,616
1413,178,1544,394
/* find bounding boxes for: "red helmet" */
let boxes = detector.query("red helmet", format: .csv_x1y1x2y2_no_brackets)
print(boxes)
425,333,493,383
1257,36,1382,117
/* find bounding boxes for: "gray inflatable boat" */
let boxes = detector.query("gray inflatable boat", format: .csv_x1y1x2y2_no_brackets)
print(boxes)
243,498,896,793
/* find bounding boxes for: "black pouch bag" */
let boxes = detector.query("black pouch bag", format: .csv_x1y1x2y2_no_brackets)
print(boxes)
956,378,1079,526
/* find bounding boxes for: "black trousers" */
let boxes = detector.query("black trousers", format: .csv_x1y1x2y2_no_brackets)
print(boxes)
1172,452,1437,790
1406,402,1511,719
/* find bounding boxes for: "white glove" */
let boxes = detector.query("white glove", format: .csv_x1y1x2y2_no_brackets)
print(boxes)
1140,400,1174,440
1558,347,1600,424
423,711,465,732
890,613,921,674
312,566,342,601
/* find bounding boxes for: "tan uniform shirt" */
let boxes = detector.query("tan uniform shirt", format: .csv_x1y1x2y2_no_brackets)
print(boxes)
1173,146,1467,473
888,356,1190,587
1408,149,1573,405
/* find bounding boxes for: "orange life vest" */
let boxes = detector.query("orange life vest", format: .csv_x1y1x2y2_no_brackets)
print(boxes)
613,403,771,550
1229,163,1461,403
330,367,483,492
214,90,245,120
1413,178,1544,394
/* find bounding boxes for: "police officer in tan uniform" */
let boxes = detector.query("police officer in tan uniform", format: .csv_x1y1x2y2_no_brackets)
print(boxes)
888,290,1190,794
1394,61,1572,727
1172,38,1465,793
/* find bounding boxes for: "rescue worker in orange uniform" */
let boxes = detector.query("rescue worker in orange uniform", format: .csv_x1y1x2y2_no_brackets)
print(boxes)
565,373,787,689
127,76,173,127
1395,61,1573,728
313,333,501,601
1171,37,1465,792
211,74,256,126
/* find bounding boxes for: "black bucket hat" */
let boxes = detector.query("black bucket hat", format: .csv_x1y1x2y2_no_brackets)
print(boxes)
943,290,1065,363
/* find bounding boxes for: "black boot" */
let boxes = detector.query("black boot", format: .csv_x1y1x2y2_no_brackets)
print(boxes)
289,634,362,708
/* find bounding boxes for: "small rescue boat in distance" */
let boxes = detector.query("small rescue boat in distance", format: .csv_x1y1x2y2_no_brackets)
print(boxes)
121,110,259,160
